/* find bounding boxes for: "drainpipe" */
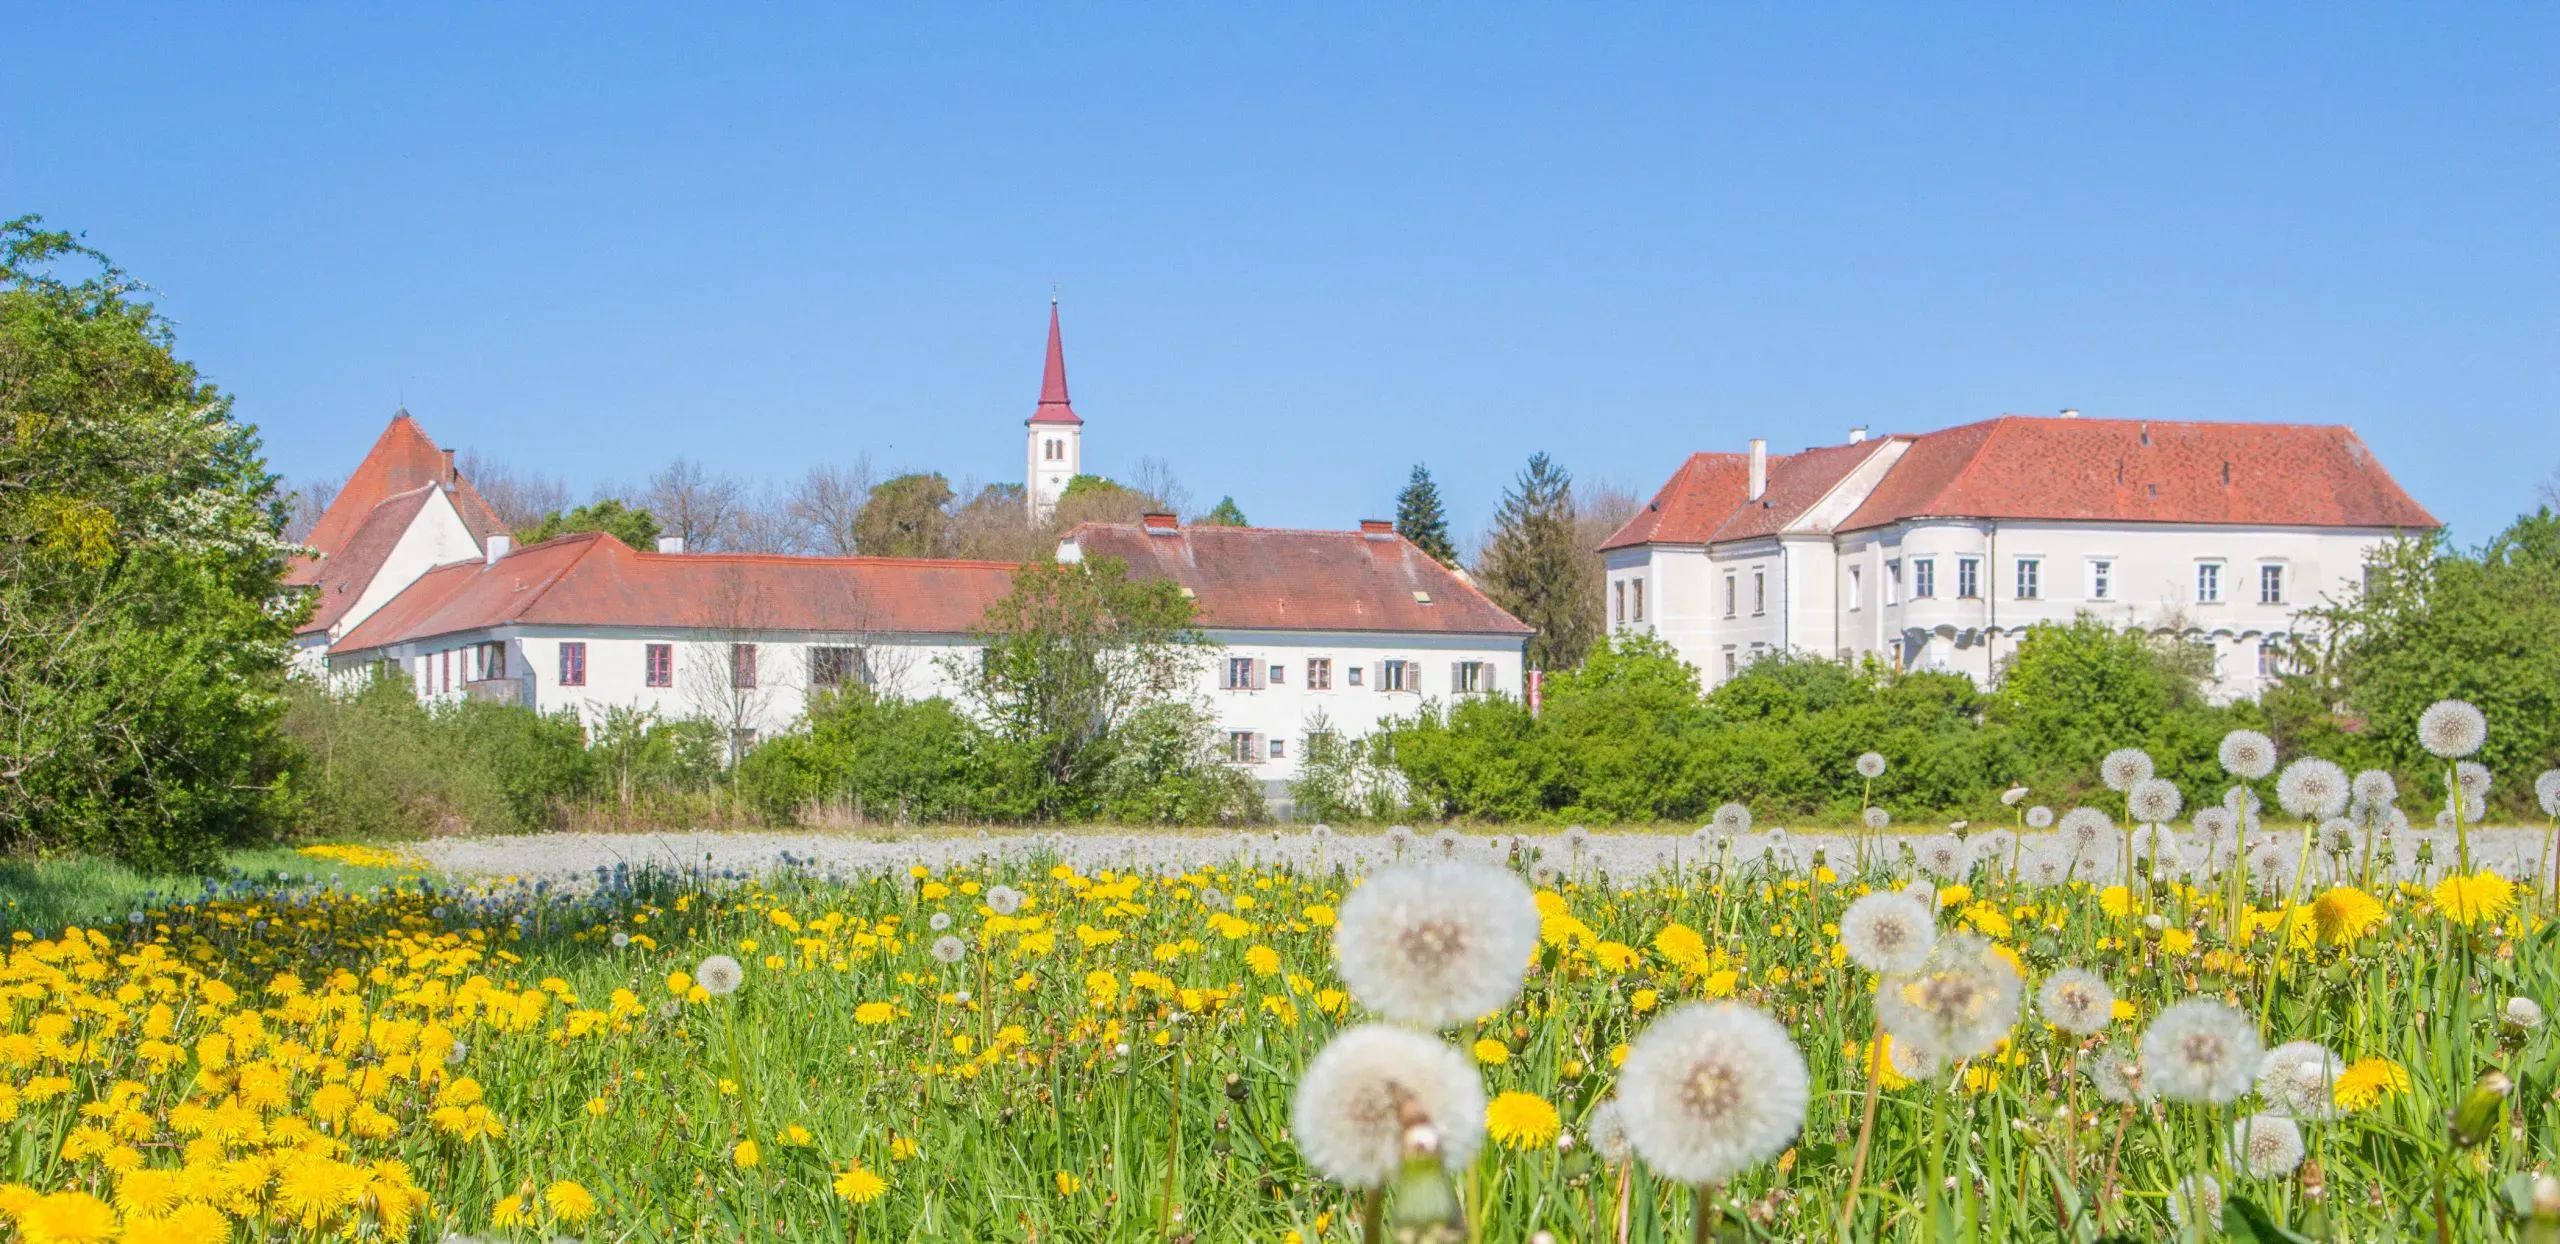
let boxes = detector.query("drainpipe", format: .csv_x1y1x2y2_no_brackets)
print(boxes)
1985,522,1998,684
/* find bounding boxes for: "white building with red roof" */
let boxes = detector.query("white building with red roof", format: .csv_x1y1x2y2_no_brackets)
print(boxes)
286,308,1531,787
1601,413,2439,699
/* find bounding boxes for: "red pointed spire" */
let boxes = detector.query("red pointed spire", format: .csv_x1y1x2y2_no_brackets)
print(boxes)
1029,299,1083,426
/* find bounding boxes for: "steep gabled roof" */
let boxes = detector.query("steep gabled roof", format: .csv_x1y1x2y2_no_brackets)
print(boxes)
1835,416,2440,532
293,485,438,636
287,411,508,588
333,534,1022,654
1599,440,1895,550
1066,522,1532,636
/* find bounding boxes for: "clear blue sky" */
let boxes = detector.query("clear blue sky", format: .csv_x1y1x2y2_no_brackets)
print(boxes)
9,6,2554,543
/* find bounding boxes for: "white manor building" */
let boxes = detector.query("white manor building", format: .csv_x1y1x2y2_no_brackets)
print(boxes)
1600,413,2439,700
284,307,1530,789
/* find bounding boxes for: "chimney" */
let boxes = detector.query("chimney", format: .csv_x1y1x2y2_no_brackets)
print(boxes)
440,449,458,487
1747,438,1767,501
1141,511,1179,533
655,536,686,554
484,535,512,565
1848,426,1868,444
2059,408,2081,419
1359,518,1394,538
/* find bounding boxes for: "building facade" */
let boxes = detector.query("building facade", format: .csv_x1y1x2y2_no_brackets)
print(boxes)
1601,414,2439,700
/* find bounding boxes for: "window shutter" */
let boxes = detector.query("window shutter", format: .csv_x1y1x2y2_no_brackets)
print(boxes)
1372,661,1385,690
1450,661,1461,693
1254,658,1267,690
1254,733,1266,762
1484,663,1498,692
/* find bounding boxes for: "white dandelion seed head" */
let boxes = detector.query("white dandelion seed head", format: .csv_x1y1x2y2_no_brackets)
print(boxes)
1899,880,1936,911
1876,932,2022,1063
1712,802,1753,835
2171,1174,2225,1231
2418,699,2487,759
1863,806,1891,831
2139,998,2263,1105
2255,1041,2344,1122
929,935,967,965
2191,807,2234,843
1387,825,1414,846
2229,1113,2306,1179
1885,1033,1942,1082
610,932,630,949
2225,784,2264,816
1310,823,1334,840
694,955,744,997
2128,777,2183,826
2352,769,2399,809
2247,841,2291,890
2130,824,2181,864
1434,830,1463,856
1857,752,1888,779
2455,761,2492,801
1288,1025,1486,1190
2534,770,2560,818
1916,836,1972,881
2059,807,2112,847
2025,805,2055,829
2088,1046,2145,1104
2218,730,2278,781
1563,825,1591,851
2100,748,2156,793
1585,1098,1632,1165
1615,1002,1808,1186
928,912,953,931
985,886,1025,916
2275,758,2350,820
2317,819,2358,856
2505,996,2546,1031
2037,967,2117,1037
1333,860,1539,1028
1840,891,1938,973
1529,862,1561,889
2000,785,2030,807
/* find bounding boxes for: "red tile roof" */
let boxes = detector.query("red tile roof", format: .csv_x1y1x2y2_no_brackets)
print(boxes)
286,411,508,588
1607,416,2439,549
1027,303,1082,427
333,534,1022,654
1066,522,1532,636
293,485,437,636
1835,416,2440,532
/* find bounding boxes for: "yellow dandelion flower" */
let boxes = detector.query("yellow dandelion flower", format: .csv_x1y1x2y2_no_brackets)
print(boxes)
2433,872,2514,926
733,1139,762,1169
2312,887,2387,944
834,1163,888,1205
1472,1038,1510,1066
544,1180,596,1223
1485,1091,1561,1150
2333,1058,2411,1111
17,1191,119,1244
1054,1171,1082,1197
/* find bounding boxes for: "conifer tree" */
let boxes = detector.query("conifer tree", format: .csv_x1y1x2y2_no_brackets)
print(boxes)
1394,464,1459,566
1479,452,1597,671
1199,496,1248,526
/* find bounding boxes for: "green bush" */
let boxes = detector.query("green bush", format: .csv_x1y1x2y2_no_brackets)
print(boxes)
286,675,597,838
1094,702,1264,826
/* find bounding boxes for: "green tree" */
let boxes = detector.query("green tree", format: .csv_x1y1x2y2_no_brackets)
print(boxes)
1395,464,1459,565
0,218,296,870
1198,496,1248,527
1478,452,1596,671
521,497,660,548
854,472,955,557
955,556,1208,817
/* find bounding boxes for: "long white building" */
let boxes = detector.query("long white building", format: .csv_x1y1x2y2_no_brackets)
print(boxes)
285,307,1529,787
1600,413,2439,699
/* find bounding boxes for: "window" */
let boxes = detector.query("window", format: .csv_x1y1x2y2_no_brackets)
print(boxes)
1888,638,1906,673
644,643,673,688
2089,559,2114,601
1631,580,1645,623
1347,665,1364,688
1223,656,1260,690
2260,564,2285,605
1956,557,1980,599
1307,657,1332,690
1268,663,1285,686
441,649,452,693
484,642,507,680
1378,659,1416,692
1912,558,1937,599
2014,557,2040,600
557,643,584,687
1226,731,1260,764
1613,581,1625,625
1886,558,1902,605
731,644,759,689
1752,570,1767,615
1847,565,1863,611
810,646,866,689
2257,642,2283,678
1723,573,1738,617
2196,563,2223,604
417,654,431,694
1721,646,1738,679
1452,660,1492,694
1267,738,1286,760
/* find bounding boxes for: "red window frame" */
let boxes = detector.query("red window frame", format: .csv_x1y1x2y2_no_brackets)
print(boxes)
731,644,758,689
560,642,587,687
646,643,673,688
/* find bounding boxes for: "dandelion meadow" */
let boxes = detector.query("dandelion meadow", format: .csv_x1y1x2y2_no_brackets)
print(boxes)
8,707,2560,1241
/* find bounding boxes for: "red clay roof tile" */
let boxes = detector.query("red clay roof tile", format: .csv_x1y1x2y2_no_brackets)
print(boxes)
1067,522,1532,635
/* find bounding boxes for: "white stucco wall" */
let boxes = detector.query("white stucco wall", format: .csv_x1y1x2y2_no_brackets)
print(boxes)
1193,629,1529,782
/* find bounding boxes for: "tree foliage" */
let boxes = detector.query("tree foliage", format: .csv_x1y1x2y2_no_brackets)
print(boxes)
521,497,661,548
1198,496,1248,527
1395,463,1458,566
854,472,955,557
0,217,297,870
1478,452,1597,671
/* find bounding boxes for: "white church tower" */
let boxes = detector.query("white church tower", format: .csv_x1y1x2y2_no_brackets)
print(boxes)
1025,299,1083,522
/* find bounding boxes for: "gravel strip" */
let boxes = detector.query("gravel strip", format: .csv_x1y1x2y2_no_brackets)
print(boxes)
414,825,2557,888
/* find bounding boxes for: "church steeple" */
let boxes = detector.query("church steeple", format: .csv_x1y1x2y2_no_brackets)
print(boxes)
1024,299,1084,522
1028,299,1083,426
